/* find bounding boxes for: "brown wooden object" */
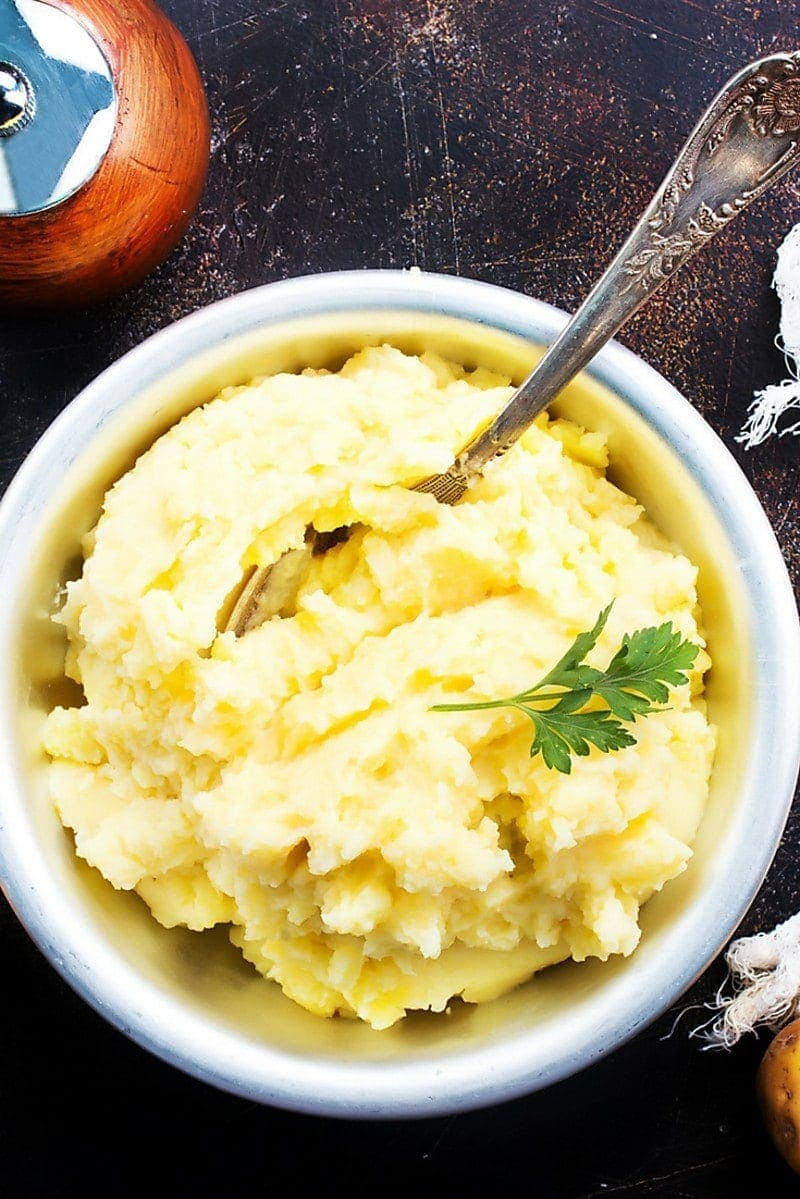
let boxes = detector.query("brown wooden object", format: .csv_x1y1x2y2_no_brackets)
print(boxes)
0,0,210,309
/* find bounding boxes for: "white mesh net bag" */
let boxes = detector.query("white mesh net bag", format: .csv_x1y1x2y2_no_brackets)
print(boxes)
738,222,800,448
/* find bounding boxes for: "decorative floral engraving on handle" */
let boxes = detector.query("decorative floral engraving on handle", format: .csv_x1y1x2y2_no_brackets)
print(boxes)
752,73,800,136
705,61,800,151
621,52,800,295
622,204,733,293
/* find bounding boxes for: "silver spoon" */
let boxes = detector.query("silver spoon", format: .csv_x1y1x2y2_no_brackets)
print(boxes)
227,50,800,636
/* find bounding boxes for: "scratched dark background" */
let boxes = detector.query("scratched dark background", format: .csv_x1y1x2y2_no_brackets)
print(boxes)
2,0,800,1195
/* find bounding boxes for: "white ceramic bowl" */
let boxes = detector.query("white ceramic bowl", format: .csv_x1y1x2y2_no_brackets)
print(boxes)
0,271,798,1119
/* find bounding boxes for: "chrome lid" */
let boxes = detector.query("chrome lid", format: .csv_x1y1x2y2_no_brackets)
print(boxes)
0,0,116,216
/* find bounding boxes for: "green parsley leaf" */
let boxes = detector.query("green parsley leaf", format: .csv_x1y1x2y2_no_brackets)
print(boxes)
529,603,612,693
431,603,700,774
594,622,699,719
524,706,637,775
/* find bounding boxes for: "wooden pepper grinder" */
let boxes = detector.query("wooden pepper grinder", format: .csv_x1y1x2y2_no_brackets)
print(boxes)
0,0,210,309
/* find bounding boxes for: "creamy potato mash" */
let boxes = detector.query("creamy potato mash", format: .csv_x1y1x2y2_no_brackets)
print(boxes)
44,346,715,1029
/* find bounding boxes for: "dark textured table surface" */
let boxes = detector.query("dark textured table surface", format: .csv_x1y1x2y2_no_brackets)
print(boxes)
3,1,800,1195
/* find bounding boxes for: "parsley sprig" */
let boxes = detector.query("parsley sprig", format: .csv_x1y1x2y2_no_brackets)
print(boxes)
431,604,699,774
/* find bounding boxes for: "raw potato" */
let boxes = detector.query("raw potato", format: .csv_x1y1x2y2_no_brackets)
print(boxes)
757,1019,800,1173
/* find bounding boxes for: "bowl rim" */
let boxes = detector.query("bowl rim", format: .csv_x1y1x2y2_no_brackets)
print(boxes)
0,268,798,1119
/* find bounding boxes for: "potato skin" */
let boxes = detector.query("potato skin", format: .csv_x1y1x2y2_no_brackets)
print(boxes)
757,1020,800,1174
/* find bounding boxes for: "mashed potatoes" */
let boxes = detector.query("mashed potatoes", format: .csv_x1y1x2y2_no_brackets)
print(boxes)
44,346,715,1029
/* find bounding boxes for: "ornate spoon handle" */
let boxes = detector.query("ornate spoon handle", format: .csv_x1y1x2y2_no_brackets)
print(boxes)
421,51,800,503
